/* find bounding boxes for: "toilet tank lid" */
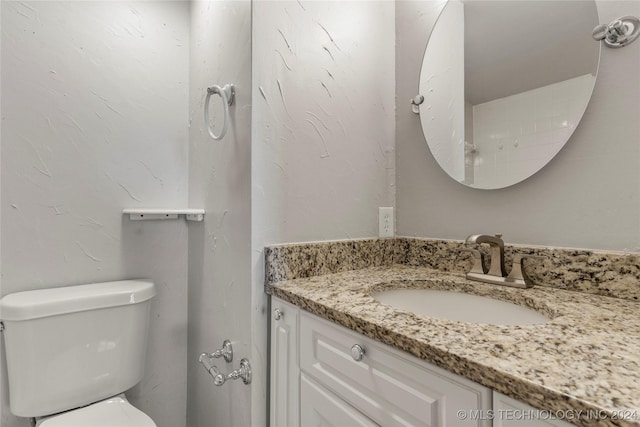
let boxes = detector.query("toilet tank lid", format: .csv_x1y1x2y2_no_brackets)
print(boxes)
0,280,155,321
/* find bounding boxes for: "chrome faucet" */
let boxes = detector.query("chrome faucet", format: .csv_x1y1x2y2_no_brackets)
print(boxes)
463,234,542,289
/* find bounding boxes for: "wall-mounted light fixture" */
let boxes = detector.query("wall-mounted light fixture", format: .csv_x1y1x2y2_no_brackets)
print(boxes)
593,16,640,48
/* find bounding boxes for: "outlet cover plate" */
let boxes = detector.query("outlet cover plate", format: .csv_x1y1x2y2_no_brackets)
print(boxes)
378,207,394,238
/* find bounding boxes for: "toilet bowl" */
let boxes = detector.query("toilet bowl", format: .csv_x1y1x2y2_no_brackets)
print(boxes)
0,280,157,426
36,395,155,427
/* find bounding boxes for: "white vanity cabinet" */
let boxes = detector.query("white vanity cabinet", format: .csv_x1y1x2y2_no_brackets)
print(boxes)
270,296,570,427
270,298,300,427
270,296,491,426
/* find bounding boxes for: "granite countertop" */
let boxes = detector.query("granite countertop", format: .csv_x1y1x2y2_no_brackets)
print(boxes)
270,264,640,427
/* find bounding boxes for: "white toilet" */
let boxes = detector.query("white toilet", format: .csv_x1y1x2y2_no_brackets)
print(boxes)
0,280,158,426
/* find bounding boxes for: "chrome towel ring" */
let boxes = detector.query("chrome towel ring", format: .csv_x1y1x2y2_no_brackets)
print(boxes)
205,83,235,140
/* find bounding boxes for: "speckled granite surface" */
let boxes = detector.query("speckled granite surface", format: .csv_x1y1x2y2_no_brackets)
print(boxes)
265,238,400,285
401,237,640,302
265,238,640,426
265,237,640,301
270,265,640,426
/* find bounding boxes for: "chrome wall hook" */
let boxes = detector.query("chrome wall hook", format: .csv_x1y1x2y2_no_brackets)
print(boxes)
593,16,640,48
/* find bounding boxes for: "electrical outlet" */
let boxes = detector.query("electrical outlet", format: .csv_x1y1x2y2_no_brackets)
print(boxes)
378,207,394,238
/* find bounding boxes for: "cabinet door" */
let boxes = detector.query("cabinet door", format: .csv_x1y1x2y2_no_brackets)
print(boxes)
301,373,380,427
270,297,299,427
493,392,573,427
300,311,491,427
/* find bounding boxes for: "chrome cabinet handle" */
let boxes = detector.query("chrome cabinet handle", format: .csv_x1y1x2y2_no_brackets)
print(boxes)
273,308,283,320
351,344,365,361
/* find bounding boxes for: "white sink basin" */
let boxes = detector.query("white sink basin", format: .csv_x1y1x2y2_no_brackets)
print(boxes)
373,289,550,326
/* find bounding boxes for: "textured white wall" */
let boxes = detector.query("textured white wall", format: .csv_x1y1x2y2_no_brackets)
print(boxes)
0,2,189,426
252,0,396,246
252,2,395,423
396,0,640,252
187,1,253,426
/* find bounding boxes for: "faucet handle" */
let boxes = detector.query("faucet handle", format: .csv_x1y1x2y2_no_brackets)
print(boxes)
506,254,544,288
460,249,488,274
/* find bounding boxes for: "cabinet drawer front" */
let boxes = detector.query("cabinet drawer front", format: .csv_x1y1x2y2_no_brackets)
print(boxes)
300,311,490,427
301,373,380,427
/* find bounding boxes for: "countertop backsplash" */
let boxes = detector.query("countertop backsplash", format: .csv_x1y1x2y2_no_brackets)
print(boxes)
265,237,640,301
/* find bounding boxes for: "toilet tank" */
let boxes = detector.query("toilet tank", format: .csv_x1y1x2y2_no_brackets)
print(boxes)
0,280,155,417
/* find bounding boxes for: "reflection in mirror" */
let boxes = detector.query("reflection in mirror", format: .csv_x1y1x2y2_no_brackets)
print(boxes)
419,0,600,189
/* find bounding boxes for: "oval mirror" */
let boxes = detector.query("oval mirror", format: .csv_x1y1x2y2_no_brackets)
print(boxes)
418,0,600,189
